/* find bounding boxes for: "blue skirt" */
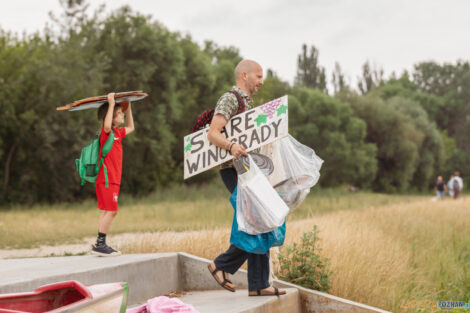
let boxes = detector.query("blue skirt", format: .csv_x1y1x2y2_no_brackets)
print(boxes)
229,186,286,254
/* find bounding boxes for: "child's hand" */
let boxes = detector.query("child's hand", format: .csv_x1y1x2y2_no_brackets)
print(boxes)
107,92,115,104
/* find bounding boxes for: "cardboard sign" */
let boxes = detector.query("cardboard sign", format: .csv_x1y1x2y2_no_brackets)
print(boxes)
184,95,288,179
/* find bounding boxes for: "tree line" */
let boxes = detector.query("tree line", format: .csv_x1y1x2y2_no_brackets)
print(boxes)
1,2,468,204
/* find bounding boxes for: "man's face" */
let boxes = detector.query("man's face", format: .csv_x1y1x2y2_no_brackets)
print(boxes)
245,66,264,96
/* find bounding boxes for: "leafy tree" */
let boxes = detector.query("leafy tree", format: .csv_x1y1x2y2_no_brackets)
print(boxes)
331,61,348,94
357,60,384,95
347,92,444,192
295,44,327,93
289,88,377,187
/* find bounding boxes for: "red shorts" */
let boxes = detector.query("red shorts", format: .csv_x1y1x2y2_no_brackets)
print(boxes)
96,183,120,211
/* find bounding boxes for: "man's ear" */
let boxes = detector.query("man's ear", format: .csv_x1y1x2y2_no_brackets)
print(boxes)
241,71,248,81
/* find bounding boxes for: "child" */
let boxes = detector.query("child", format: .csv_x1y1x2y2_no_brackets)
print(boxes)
91,92,134,256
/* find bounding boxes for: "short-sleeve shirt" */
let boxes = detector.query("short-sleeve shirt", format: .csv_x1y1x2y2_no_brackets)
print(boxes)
214,86,253,169
96,127,126,185
435,182,445,191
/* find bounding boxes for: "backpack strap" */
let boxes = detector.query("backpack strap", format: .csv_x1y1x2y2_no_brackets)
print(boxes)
228,90,246,114
96,129,115,188
76,159,85,186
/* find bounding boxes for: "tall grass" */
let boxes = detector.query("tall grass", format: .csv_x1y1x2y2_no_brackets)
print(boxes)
0,183,420,249
116,198,470,312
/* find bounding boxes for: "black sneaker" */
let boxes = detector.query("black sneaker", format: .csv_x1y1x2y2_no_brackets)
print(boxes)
91,243,121,257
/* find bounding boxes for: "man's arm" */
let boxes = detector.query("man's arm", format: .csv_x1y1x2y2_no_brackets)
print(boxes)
103,93,115,134
124,102,135,135
208,114,247,158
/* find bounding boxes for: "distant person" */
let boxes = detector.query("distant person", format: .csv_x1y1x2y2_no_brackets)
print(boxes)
434,176,447,199
92,93,135,256
447,174,454,198
449,171,463,199
206,60,286,296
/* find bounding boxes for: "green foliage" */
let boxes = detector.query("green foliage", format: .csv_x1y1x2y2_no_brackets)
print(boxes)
289,88,377,188
295,44,327,93
345,91,444,192
277,225,332,292
331,62,348,94
357,60,384,95
1,3,469,203
0,5,241,203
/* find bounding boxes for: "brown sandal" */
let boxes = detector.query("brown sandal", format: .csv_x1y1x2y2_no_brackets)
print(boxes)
249,287,286,296
208,264,235,292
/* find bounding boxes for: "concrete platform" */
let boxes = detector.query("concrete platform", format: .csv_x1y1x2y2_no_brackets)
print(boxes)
179,289,300,313
0,252,390,313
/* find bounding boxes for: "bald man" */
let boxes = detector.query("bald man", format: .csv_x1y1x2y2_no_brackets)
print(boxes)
207,60,286,297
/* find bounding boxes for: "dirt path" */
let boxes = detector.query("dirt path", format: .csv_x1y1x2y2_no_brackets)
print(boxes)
0,230,205,259
0,233,156,259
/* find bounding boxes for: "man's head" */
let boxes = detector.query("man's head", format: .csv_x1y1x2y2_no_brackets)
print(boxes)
454,171,460,177
234,60,263,97
437,176,443,182
97,102,124,127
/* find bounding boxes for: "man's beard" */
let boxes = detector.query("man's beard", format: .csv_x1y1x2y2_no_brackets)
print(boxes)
249,84,258,96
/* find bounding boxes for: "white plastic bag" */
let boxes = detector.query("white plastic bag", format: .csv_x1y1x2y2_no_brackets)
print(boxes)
236,155,290,235
260,134,323,211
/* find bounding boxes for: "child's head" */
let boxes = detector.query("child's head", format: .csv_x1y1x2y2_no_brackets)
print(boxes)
98,102,124,127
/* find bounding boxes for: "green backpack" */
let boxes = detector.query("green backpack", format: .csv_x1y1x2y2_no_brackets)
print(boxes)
75,129,114,188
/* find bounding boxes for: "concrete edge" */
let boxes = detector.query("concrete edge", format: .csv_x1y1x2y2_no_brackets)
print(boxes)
273,280,391,313
178,252,389,313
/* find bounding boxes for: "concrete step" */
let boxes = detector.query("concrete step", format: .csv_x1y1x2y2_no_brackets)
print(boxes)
179,288,300,313
0,253,390,313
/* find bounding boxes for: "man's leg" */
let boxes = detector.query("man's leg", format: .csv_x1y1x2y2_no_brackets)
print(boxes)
247,251,286,295
209,168,241,290
214,244,249,274
247,252,270,292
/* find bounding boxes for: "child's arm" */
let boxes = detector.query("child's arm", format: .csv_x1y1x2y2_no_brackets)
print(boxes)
124,102,135,135
103,93,116,134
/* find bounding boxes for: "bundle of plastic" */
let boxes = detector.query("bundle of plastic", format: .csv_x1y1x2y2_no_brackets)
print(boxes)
260,134,323,211
234,155,289,235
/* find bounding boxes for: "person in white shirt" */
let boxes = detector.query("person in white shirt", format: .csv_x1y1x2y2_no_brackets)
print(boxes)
449,172,463,199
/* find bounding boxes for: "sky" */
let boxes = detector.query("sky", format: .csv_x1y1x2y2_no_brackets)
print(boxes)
1,0,469,87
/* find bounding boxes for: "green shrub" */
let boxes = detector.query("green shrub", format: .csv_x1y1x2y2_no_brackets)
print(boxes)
277,225,332,292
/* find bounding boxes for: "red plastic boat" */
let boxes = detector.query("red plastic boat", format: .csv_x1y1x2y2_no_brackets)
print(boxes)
0,280,128,313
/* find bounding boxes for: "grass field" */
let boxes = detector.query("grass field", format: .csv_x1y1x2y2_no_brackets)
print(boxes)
0,183,469,312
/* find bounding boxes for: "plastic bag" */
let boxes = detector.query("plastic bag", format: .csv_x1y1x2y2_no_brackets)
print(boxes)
260,134,323,211
229,186,286,254
235,155,289,235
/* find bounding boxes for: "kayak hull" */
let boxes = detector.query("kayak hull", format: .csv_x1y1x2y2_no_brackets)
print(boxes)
0,280,128,313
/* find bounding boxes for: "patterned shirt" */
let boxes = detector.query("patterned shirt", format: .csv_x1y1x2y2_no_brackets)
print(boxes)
214,86,253,169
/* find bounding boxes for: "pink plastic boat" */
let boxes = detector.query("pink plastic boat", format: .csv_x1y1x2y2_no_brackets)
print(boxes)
0,280,128,313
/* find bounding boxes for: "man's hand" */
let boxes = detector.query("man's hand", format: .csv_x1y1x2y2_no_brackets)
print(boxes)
231,143,248,158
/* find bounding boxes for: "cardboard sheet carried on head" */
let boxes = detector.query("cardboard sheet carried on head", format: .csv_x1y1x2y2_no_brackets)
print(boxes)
56,91,148,112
